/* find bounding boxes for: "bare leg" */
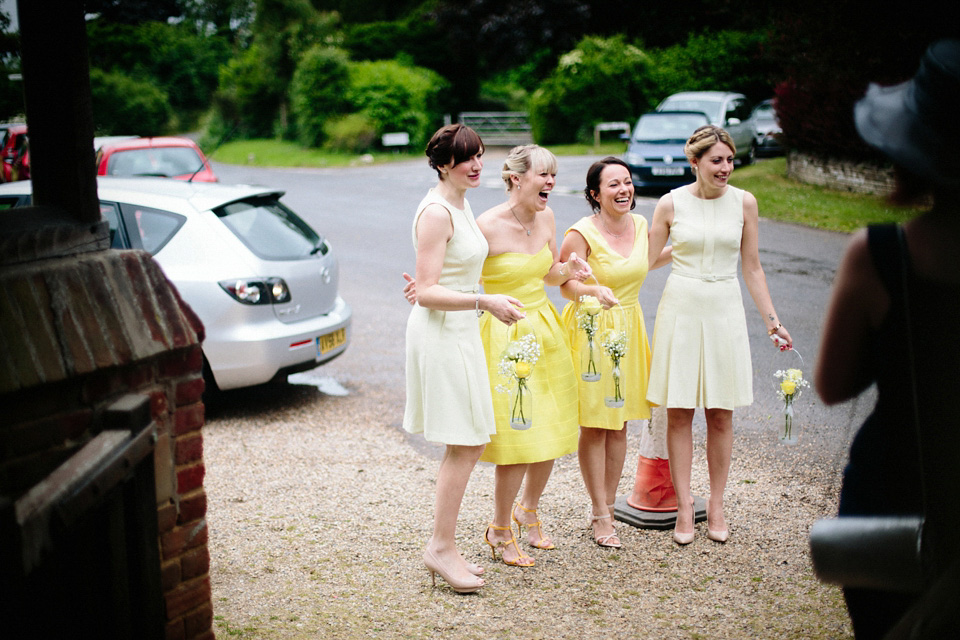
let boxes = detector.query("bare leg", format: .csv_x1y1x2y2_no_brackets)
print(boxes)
704,408,734,534
666,408,695,536
425,444,486,588
579,426,618,544
486,463,532,565
604,424,628,509
514,459,556,548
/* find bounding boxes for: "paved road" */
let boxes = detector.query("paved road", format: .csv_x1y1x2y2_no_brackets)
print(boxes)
210,153,872,477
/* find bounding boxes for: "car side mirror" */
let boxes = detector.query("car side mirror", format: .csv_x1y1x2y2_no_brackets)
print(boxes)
726,117,741,126
620,132,631,141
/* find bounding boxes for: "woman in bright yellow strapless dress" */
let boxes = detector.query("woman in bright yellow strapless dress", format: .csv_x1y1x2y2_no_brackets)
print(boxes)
476,145,591,567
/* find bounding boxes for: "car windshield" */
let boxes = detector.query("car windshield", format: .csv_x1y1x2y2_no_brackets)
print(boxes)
752,104,776,122
217,196,322,260
634,114,708,141
660,99,722,122
106,147,204,178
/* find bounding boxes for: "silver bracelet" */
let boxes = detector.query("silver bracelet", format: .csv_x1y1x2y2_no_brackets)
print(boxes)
559,262,567,277
476,294,483,317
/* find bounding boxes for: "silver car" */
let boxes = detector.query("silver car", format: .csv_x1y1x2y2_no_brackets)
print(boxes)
0,177,351,391
656,91,757,164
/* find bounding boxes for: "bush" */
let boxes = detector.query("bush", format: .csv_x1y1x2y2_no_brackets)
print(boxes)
290,46,351,147
648,30,772,104
529,36,654,145
345,59,449,149
89,68,171,136
322,113,378,153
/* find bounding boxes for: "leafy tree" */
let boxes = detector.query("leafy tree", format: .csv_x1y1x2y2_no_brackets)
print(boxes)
86,20,230,113
213,43,284,138
214,0,340,138
89,68,172,136
83,0,184,24
0,11,22,119
180,0,256,44
529,35,654,144
289,46,351,147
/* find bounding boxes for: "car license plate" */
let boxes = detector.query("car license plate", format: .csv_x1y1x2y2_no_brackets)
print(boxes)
317,328,346,355
652,166,684,176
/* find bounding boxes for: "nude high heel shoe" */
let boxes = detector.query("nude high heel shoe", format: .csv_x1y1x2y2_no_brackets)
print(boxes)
589,511,622,548
673,501,695,545
423,548,484,594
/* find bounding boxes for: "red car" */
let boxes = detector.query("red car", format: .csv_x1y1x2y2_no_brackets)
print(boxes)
1,123,29,182
95,136,218,182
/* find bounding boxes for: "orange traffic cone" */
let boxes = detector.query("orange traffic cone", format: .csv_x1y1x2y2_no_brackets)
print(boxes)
627,454,678,512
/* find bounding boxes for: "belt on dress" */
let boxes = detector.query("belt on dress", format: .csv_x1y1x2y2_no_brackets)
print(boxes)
671,270,736,282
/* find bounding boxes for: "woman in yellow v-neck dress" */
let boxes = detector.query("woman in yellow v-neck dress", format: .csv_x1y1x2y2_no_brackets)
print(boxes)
559,156,670,549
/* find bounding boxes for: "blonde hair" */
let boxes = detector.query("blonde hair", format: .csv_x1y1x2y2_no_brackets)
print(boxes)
501,144,558,192
684,125,736,162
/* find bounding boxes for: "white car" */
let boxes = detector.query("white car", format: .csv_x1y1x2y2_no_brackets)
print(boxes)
656,91,757,164
0,177,351,392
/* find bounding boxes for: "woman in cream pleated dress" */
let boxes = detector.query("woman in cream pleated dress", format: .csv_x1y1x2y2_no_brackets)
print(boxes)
559,157,670,548
646,125,792,546
403,124,524,593
476,145,590,567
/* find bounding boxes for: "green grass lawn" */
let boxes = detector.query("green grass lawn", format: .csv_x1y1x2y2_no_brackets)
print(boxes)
208,140,924,233
731,157,922,232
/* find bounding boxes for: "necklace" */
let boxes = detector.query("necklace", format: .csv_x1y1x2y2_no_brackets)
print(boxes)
597,213,627,238
510,203,533,236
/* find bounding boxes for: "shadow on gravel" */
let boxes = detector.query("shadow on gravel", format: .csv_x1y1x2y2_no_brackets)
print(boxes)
202,381,323,421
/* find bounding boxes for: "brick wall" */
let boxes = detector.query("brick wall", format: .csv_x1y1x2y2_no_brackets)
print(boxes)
1,247,214,639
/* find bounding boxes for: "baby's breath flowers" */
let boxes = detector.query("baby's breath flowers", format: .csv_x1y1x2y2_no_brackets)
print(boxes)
601,328,628,407
496,333,541,430
576,295,603,381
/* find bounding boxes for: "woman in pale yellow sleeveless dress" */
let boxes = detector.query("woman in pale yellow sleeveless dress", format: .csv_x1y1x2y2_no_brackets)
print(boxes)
476,145,590,567
559,157,671,548
647,126,792,546
403,125,525,593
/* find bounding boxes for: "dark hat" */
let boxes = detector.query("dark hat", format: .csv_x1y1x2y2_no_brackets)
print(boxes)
854,39,960,188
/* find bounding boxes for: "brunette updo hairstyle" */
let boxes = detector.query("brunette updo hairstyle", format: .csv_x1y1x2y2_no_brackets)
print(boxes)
501,144,558,192
425,124,484,179
684,125,736,163
583,156,635,213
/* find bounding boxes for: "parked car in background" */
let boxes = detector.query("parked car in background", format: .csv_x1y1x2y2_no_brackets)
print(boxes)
95,136,218,182
0,123,29,182
622,110,710,191
656,91,756,164
0,177,351,392
746,98,783,157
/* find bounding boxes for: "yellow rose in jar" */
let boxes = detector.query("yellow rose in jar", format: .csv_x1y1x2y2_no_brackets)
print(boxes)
581,295,602,316
514,361,532,379
780,379,797,395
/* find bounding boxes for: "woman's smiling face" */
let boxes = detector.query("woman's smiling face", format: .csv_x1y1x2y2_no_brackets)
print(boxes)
515,162,556,211
694,141,735,188
443,150,484,189
594,163,634,215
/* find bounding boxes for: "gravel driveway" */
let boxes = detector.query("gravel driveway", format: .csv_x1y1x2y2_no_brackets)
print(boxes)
203,373,856,639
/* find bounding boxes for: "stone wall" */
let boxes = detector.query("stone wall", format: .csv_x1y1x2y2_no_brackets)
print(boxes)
786,150,895,195
1,246,214,640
